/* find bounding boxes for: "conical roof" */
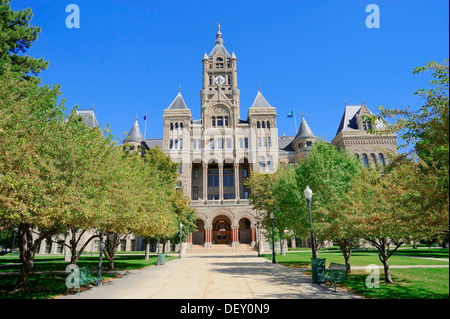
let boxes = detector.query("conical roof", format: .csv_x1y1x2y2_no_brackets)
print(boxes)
124,119,145,144
294,114,315,141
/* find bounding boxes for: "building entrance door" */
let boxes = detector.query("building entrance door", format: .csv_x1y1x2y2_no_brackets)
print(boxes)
212,217,231,245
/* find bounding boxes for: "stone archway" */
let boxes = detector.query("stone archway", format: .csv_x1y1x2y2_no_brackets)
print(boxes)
212,215,232,245
238,218,252,244
192,219,205,245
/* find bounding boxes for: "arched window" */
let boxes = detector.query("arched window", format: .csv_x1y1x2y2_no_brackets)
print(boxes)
170,123,174,131
257,121,260,129
267,121,270,129
180,122,183,130
362,154,369,167
216,57,223,62
378,153,385,166
175,122,178,129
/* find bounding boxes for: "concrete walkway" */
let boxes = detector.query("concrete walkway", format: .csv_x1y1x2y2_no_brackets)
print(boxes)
58,252,363,299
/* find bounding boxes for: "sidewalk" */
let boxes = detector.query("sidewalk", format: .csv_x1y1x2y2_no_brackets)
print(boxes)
58,252,363,299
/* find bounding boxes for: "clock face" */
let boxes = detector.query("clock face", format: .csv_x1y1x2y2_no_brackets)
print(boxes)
214,75,225,85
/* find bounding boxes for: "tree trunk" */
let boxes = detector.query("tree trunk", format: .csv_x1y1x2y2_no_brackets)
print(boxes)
337,238,353,273
14,224,57,291
145,237,150,261
377,239,393,283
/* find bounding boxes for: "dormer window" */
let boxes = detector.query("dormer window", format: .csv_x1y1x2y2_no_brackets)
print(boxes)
362,120,372,131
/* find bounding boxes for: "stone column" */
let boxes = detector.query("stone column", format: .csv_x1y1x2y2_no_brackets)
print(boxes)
251,227,256,248
231,226,239,248
234,163,240,202
219,163,224,202
204,227,212,248
202,163,208,202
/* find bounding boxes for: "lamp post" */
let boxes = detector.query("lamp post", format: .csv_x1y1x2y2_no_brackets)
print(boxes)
179,223,183,259
270,212,276,264
304,185,317,259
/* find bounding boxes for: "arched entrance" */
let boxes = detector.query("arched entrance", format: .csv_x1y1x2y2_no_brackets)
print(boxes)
212,216,231,245
192,219,205,245
239,218,252,244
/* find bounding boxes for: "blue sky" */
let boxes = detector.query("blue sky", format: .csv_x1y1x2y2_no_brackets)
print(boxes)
11,0,449,147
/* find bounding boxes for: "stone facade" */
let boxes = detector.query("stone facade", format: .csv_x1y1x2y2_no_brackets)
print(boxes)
35,24,398,255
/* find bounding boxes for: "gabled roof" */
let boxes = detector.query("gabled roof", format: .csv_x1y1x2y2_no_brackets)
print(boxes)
251,91,273,108
124,119,145,144
76,109,99,128
167,91,188,110
335,102,384,136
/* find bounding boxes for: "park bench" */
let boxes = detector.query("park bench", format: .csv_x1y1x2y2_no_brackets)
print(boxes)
323,262,350,292
67,266,96,294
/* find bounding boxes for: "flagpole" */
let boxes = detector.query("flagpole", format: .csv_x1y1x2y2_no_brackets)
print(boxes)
144,112,148,139
293,109,298,133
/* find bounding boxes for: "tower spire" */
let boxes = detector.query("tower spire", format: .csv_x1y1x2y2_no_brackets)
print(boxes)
215,21,223,45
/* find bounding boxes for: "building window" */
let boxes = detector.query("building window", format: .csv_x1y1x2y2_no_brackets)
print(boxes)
120,240,126,251
198,139,202,149
217,116,223,127
193,139,197,149
243,168,248,178
257,121,260,129
267,137,271,147
208,169,219,187
193,187,198,200
169,140,173,149
262,121,265,129
210,138,215,150
174,139,178,149
259,156,266,170
180,138,183,149
244,138,248,149
226,138,231,149
267,121,270,129
223,168,234,187
170,123,174,131
239,138,243,149
178,162,182,173
258,137,261,148
208,194,220,200
193,169,199,179
267,156,273,172
218,138,223,149
306,141,312,147
378,153,385,166
225,116,229,127
212,116,216,127
362,154,369,167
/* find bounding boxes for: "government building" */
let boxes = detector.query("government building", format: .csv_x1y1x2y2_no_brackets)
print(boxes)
121,24,398,253
35,24,397,255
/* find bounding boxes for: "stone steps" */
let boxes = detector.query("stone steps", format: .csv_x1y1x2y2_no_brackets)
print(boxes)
186,244,256,254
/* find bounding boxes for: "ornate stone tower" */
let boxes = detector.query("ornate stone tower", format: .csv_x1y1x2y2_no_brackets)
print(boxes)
201,22,240,129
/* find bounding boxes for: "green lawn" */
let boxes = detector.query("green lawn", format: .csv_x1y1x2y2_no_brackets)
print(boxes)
0,252,176,299
264,248,449,299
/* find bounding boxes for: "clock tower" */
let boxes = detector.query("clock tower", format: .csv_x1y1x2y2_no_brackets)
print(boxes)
201,23,240,129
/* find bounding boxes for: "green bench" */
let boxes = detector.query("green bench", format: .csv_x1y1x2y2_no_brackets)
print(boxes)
67,266,96,294
323,262,350,292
